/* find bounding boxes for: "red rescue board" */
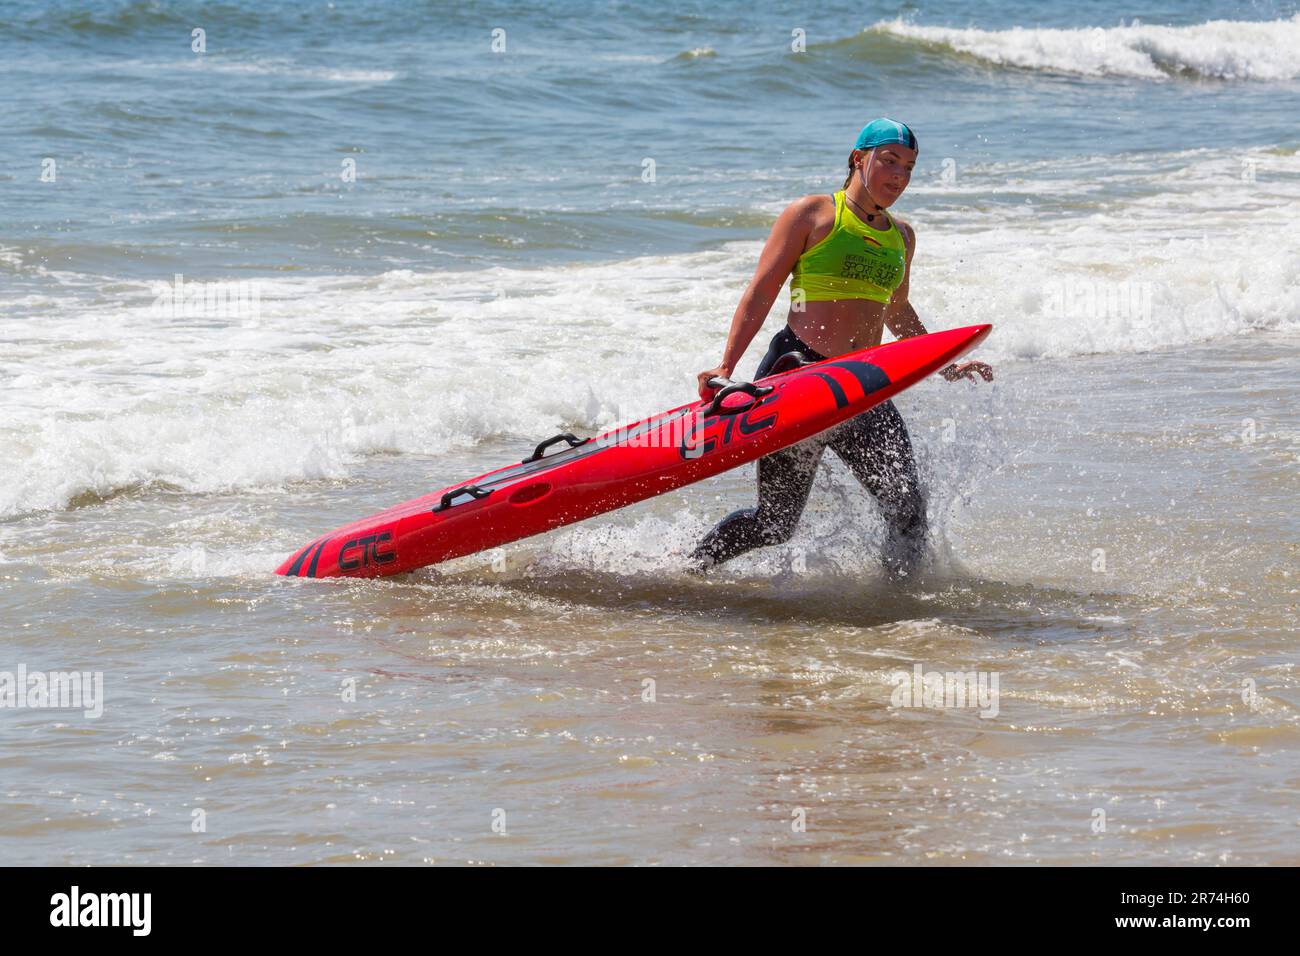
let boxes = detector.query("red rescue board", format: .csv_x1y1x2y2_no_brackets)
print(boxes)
277,324,991,579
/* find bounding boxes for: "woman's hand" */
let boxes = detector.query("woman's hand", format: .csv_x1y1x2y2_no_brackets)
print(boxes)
697,366,733,401
941,361,994,382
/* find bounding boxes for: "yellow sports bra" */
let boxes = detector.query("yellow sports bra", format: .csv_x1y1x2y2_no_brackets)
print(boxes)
789,190,907,304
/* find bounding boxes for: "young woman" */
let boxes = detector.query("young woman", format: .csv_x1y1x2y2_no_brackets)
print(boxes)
691,118,993,577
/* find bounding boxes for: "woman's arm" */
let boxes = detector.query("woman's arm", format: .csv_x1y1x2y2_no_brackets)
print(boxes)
884,220,927,339
885,221,994,382
696,198,817,399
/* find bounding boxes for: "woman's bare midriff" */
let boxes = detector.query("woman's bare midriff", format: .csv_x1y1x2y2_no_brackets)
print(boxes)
786,298,889,358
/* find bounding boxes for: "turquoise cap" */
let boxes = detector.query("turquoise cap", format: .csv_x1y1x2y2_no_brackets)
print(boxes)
853,118,918,154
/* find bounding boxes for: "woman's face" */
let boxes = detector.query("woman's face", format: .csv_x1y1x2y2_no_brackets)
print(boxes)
857,145,916,207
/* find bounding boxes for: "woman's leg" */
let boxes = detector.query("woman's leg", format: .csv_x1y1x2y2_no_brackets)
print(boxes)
689,435,827,570
826,400,928,576
690,326,827,571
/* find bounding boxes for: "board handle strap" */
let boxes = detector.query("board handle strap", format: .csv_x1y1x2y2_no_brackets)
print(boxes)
703,379,774,418
432,484,494,513
523,432,591,463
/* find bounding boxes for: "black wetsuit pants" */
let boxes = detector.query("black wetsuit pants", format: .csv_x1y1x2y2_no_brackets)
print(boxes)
691,325,928,575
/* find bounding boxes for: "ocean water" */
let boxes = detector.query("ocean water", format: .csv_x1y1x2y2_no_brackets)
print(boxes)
1,0,1297,865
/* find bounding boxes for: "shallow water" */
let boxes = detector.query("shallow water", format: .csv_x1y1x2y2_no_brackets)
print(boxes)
3,335,1296,865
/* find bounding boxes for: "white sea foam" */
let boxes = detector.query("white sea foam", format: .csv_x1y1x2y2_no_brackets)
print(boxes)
3,146,1298,518
874,14,1300,81
0,246,24,271
166,57,398,83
